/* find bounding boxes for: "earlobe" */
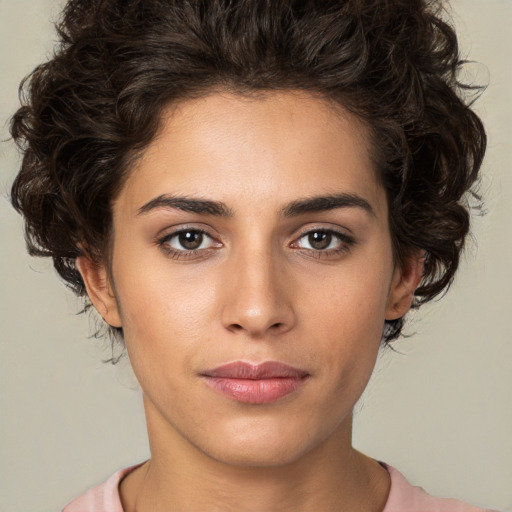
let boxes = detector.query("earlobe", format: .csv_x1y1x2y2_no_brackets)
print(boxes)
76,255,122,328
385,251,424,321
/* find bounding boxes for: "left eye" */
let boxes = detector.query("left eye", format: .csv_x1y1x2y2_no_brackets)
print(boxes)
295,230,347,251
165,230,215,251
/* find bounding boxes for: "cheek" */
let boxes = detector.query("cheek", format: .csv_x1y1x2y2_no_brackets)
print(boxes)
115,249,214,326
112,257,228,382
307,255,391,333
305,257,392,380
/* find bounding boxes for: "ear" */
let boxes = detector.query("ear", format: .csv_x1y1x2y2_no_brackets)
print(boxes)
76,255,122,328
385,251,424,321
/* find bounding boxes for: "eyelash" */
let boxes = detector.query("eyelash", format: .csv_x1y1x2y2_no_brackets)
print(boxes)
156,227,356,260
291,228,356,258
157,227,219,260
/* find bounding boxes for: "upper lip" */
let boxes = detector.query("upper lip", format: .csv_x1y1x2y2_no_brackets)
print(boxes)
201,361,309,379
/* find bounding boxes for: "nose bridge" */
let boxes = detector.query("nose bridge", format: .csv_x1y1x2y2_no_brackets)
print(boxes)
221,239,295,337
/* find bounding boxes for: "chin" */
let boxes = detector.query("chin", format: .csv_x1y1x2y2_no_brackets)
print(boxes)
207,441,310,468
194,418,330,469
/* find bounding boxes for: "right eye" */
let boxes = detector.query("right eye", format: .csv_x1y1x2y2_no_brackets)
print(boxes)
157,228,221,259
167,230,213,250
290,228,356,258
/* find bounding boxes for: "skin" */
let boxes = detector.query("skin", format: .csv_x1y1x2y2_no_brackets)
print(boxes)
77,91,423,512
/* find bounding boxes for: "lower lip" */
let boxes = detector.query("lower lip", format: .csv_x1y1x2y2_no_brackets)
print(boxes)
203,376,308,404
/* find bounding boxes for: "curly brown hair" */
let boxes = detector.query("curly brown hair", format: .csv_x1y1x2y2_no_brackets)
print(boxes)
10,0,486,344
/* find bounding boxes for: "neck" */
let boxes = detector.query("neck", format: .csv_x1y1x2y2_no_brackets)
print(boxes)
120,396,390,512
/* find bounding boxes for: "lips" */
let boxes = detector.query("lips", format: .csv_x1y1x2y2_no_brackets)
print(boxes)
201,361,309,404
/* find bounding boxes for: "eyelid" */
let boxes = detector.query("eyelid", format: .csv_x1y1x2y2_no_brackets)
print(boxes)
292,224,355,242
156,222,221,242
289,225,356,253
167,229,215,251
155,223,356,261
156,225,222,259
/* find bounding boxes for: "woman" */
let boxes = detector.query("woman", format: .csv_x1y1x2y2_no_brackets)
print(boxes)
6,0,507,510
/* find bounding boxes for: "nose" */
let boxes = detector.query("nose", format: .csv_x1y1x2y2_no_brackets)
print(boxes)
220,245,296,338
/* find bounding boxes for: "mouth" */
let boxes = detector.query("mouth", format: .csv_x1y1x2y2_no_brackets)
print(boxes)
200,361,310,404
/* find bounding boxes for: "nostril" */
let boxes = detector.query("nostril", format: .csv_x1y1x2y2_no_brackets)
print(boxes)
228,321,283,334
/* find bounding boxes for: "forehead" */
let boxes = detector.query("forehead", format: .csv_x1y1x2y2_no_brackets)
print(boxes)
116,91,386,219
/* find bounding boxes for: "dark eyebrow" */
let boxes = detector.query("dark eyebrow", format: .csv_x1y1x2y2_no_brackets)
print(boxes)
137,194,234,217
138,193,374,218
281,193,375,218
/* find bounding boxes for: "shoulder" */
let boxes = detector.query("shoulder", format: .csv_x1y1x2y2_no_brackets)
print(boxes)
382,463,498,512
62,464,143,512
61,461,500,512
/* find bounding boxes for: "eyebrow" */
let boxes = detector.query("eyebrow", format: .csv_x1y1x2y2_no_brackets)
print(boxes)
137,192,375,218
281,193,375,218
138,195,234,217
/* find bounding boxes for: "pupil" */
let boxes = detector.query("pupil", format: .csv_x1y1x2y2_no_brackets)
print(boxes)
179,231,202,250
309,231,331,250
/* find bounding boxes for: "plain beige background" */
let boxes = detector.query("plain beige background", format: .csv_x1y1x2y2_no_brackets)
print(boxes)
1,1,511,511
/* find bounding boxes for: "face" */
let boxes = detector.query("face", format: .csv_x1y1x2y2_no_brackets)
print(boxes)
79,91,420,468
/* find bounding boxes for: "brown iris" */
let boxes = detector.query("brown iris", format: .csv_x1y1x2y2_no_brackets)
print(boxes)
308,231,332,250
178,231,204,250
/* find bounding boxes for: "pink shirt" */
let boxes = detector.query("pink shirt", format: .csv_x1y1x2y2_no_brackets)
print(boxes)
62,462,496,511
